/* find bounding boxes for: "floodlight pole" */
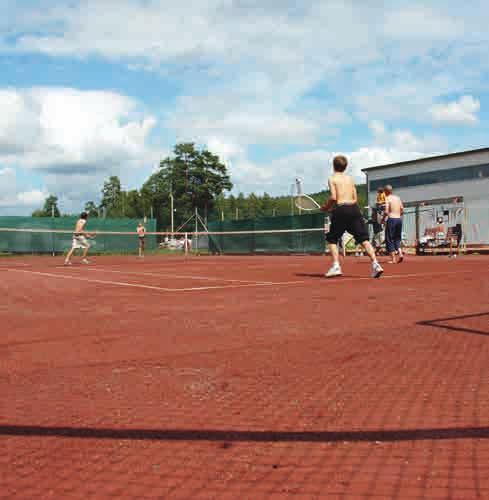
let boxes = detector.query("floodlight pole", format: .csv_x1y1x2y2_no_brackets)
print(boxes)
51,204,55,256
170,193,174,233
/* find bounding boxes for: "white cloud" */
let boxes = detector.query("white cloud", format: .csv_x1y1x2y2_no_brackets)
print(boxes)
0,87,157,170
0,167,16,197
16,190,46,206
227,123,444,196
354,73,468,123
383,6,463,41
7,1,380,73
1,1,488,203
0,90,41,154
170,105,319,147
0,167,47,214
430,95,480,125
0,87,158,212
368,121,446,153
2,2,487,138
205,138,244,161
227,147,420,196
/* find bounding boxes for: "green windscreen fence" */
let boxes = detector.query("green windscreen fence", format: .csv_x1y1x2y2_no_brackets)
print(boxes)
0,217,157,254
206,213,327,254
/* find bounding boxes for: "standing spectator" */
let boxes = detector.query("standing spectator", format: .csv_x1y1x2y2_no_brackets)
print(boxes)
137,222,146,258
376,187,386,214
383,185,404,263
371,187,386,251
434,216,446,245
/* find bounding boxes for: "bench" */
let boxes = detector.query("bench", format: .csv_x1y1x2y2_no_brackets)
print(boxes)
417,224,462,256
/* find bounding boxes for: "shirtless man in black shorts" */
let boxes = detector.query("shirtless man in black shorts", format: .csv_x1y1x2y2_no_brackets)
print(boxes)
322,155,384,278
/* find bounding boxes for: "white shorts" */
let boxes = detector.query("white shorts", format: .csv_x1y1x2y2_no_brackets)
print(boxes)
72,235,90,249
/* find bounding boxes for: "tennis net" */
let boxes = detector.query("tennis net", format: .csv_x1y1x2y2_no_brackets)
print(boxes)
0,227,327,255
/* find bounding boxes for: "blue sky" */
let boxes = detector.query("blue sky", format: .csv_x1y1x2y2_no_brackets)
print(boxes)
1,1,488,214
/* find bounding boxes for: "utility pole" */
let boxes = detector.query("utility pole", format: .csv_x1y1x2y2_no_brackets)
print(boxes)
51,203,55,256
170,193,174,233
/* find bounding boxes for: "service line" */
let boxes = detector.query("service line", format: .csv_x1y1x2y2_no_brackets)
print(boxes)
6,268,304,292
81,266,275,284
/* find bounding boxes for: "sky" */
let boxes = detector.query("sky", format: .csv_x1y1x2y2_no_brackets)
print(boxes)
1,1,489,214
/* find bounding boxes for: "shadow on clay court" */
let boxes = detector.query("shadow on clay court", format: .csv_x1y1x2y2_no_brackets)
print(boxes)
2,424,489,443
417,312,489,337
295,273,327,278
294,273,365,279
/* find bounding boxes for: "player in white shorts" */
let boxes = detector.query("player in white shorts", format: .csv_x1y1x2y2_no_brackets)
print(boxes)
64,212,94,265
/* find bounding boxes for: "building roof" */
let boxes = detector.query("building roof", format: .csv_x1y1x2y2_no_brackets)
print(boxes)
361,147,489,173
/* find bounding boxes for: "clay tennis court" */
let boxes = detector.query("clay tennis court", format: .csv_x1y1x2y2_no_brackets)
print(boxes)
2,254,489,499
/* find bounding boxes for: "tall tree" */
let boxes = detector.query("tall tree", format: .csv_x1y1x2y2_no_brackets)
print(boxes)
235,193,246,219
140,168,171,227
84,201,99,217
32,195,60,217
100,176,122,217
146,143,233,228
124,190,144,219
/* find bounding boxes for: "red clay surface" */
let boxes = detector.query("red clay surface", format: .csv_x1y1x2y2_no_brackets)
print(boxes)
2,253,489,499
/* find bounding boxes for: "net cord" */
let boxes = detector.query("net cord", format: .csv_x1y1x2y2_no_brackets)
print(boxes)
0,227,326,237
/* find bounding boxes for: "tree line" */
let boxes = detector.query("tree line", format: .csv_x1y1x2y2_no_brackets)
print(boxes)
32,142,367,229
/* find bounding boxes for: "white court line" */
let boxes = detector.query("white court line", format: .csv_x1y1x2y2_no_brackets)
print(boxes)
318,269,476,284
0,262,29,268
4,268,479,294
6,269,305,292
79,267,274,284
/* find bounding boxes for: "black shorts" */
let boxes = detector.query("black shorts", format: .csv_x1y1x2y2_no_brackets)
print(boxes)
326,204,369,245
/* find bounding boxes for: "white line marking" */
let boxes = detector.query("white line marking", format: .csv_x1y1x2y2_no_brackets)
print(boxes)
321,269,475,284
4,268,478,295
6,269,304,292
81,267,274,284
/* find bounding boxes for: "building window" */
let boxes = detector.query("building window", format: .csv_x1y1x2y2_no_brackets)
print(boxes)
369,163,489,192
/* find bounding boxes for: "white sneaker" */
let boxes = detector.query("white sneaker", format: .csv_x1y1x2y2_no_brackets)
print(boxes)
81,259,90,264
371,261,384,278
325,264,342,278
64,260,72,266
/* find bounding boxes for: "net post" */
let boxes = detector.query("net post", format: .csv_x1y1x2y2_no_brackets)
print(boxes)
184,232,189,257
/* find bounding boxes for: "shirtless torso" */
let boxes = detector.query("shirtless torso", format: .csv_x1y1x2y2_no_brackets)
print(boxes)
385,194,404,219
74,218,87,234
328,172,357,206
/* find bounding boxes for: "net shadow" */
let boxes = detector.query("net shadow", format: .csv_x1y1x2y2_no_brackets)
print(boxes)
417,312,489,336
2,424,489,443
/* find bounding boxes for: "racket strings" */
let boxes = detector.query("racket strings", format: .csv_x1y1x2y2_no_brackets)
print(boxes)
296,195,320,210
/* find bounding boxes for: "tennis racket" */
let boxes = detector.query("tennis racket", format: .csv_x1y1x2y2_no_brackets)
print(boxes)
294,178,321,211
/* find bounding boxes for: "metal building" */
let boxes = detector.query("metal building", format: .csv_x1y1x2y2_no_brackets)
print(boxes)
362,147,489,248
